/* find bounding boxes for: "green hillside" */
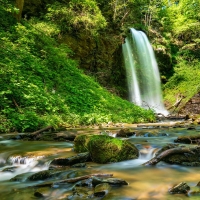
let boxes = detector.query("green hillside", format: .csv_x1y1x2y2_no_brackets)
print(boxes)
0,2,154,132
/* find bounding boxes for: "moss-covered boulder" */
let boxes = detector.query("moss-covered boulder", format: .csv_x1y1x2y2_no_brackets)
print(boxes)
74,134,93,153
74,134,139,163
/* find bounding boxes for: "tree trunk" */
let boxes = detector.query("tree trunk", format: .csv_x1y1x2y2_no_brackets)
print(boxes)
15,0,24,22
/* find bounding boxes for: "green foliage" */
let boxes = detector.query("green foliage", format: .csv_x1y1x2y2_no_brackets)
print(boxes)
164,58,200,105
45,0,107,35
145,0,200,110
0,4,155,132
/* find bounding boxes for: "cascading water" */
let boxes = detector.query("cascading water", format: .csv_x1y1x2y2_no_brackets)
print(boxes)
123,28,168,115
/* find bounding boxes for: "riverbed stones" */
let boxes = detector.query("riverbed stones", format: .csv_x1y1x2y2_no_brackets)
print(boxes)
74,134,139,163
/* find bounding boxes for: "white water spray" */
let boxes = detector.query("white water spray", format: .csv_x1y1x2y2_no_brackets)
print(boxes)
123,28,168,115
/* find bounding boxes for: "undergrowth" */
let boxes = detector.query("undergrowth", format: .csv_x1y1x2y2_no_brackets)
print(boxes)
0,6,155,132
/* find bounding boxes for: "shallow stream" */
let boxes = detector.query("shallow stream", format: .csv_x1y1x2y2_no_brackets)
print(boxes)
1,122,200,200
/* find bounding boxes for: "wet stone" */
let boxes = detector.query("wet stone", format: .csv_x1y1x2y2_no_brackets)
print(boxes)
75,178,93,187
143,132,155,137
2,166,18,172
92,177,128,186
169,182,190,194
27,170,64,181
10,172,34,182
94,183,111,198
34,191,44,198
71,163,86,168
157,132,169,137
116,128,135,137
50,152,90,166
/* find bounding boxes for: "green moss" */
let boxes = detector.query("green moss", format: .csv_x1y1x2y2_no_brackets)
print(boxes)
74,134,93,153
74,134,139,163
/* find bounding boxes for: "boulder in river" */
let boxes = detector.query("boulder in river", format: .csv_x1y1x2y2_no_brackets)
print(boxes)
74,134,139,163
116,128,135,137
169,182,190,194
92,177,128,186
50,152,90,166
174,135,200,144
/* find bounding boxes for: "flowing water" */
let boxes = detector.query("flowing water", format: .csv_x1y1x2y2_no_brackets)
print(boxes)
0,124,200,200
123,28,168,115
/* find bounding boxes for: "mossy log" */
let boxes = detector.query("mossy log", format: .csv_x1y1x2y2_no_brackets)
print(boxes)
31,126,53,136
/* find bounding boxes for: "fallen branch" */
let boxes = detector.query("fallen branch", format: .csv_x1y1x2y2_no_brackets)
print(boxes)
143,147,195,166
53,173,113,185
33,173,113,188
31,125,53,136
167,95,184,111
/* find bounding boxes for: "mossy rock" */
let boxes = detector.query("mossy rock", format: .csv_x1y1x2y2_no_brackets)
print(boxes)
157,144,200,166
74,134,139,163
116,128,135,137
74,134,93,153
174,135,200,144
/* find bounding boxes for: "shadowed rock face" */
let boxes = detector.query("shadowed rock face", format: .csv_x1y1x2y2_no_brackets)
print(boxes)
181,93,200,114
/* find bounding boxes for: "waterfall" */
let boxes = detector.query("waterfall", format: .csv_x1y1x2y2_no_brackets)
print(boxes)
123,28,168,115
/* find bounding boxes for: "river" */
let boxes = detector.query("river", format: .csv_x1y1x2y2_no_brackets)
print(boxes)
0,122,200,200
